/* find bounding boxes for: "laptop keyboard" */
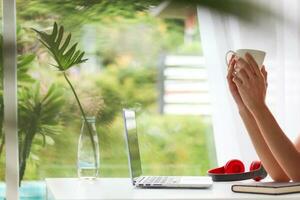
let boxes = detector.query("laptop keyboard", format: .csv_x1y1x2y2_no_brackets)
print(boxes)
143,176,180,185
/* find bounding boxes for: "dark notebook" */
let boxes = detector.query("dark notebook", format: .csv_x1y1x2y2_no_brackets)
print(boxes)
232,182,300,195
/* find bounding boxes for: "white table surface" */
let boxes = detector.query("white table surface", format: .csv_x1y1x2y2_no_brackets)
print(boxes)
46,178,300,200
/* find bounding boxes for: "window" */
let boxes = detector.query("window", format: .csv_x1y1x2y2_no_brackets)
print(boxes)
1,1,217,198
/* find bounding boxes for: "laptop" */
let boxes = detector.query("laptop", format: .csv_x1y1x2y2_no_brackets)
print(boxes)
122,109,212,188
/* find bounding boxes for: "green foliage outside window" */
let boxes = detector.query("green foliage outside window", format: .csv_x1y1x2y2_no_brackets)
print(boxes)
0,0,225,181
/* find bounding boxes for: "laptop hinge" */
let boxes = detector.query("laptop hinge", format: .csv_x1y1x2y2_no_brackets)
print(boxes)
133,176,145,185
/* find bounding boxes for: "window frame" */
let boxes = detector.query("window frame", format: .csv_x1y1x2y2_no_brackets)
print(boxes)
2,0,19,198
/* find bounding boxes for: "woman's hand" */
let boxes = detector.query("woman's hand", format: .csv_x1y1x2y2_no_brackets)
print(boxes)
232,53,268,112
226,55,247,110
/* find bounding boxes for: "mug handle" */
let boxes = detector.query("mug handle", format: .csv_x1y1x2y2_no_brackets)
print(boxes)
225,50,236,66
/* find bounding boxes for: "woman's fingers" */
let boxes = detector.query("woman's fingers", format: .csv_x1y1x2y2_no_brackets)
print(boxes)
232,75,243,87
235,57,248,69
245,53,261,76
261,65,268,87
235,57,255,78
235,68,249,82
235,59,253,78
228,54,235,69
228,55,236,73
261,65,267,79
227,57,236,80
227,65,233,79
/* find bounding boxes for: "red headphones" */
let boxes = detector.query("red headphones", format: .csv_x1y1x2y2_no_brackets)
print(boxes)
208,159,267,182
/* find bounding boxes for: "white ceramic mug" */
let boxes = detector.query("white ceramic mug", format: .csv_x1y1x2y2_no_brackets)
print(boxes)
226,49,266,69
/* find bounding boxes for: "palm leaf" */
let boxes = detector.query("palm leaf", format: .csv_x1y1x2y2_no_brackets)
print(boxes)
32,22,88,71
18,82,65,183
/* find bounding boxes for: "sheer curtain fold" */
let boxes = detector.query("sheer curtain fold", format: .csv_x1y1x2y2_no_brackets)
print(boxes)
197,0,300,166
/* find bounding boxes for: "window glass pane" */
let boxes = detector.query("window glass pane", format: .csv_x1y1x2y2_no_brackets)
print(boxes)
16,1,216,198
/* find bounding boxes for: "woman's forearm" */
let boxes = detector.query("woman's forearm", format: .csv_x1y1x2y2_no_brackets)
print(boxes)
251,104,300,181
239,107,290,181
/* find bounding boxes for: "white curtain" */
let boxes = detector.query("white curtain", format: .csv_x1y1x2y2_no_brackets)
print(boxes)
197,0,300,167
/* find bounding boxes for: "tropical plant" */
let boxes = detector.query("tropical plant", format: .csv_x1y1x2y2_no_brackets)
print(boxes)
0,36,3,156
18,83,65,183
0,33,66,183
32,22,98,165
0,53,36,158
0,35,35,158
0,52,35,168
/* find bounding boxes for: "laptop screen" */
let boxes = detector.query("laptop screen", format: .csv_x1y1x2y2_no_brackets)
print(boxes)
123,109,142,180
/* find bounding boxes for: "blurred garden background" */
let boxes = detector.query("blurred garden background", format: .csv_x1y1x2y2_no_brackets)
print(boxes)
0,0,217,182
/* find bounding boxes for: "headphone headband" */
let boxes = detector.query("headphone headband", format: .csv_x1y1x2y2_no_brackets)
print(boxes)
208,165,267,182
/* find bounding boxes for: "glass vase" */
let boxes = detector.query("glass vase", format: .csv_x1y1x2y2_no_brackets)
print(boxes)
77,116,100,179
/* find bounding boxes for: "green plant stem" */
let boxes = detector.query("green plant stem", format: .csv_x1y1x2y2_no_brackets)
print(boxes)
19,133,35,185
63,71,97,165
0,135,4,158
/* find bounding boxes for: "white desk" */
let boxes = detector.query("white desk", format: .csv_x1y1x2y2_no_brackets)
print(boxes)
46,178,300,200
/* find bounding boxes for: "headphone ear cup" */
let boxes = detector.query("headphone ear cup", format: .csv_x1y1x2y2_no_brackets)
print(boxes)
224,159,245,174
250,161,263,181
